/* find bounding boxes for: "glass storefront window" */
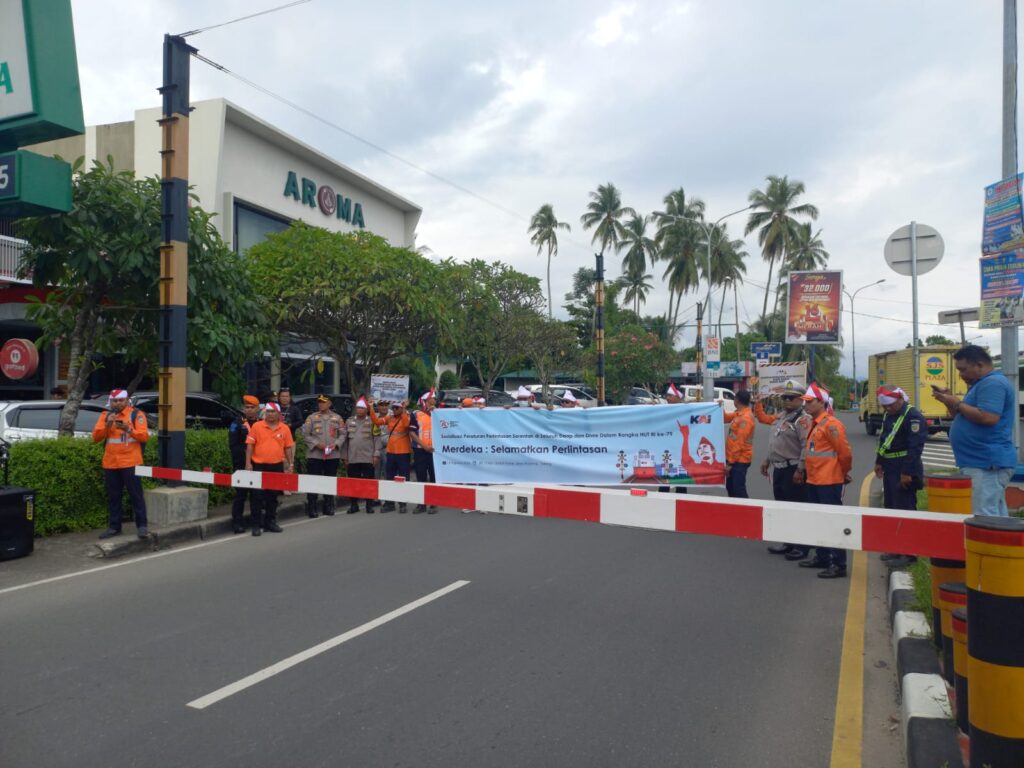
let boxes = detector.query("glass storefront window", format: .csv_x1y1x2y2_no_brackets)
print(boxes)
234,201,290,256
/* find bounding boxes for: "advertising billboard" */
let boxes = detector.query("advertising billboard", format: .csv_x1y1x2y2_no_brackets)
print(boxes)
785,270,842,344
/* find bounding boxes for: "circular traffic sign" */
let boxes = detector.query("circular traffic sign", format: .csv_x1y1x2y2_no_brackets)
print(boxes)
884,223,944,276
0,338,39,380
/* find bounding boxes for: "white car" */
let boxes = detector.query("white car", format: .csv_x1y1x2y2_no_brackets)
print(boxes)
526,384,598,408
677,385,737,413
0,401,155,443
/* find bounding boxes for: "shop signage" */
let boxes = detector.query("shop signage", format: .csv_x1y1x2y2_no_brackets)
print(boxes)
785,270,842,344
0,338,39,380
283,170,365,229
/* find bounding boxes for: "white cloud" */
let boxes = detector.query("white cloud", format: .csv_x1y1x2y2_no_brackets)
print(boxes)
588,4,637,46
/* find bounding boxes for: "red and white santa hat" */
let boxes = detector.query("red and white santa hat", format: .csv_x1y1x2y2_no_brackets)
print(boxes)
666,383,683,398
473,396,486,405
355,397,369,410
516,386,535,400
106,389,129,408
562,390,578,403
876,385,907,406
419,387,435,404
801,382,830,403
263,401,281,413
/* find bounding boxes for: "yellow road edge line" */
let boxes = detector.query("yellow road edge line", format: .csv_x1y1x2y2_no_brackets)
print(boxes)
858,471,874,506
830,549,867,767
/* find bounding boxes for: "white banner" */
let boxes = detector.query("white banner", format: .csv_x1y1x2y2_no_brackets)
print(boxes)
755,363,807,396
370,374,409,402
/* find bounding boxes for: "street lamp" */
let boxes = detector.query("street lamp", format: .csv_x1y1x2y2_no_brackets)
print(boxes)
654,205,752,401
843,278,885,407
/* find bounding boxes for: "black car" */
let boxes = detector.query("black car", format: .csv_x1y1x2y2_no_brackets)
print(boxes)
292,393,354,422
437,388,514,408
88,392,241,430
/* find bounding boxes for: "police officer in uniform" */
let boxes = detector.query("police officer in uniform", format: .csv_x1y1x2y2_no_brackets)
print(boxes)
755,380,812,559
345,397,381,513
874,385,927,564
302,394,347,517
228,395,261,533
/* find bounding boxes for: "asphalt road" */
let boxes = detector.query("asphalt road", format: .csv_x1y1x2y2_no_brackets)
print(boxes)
0,411,896,768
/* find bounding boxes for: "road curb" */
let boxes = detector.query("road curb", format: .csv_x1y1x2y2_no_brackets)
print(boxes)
888,568,963,768
88,496,309,558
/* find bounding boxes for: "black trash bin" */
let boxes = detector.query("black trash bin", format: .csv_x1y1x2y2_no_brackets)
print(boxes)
0,487,36,561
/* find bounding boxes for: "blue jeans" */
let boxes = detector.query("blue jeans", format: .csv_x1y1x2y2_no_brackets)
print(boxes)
960,466,1013,517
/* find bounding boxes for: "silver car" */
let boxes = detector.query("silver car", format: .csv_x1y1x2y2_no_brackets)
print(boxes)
0,401,146,443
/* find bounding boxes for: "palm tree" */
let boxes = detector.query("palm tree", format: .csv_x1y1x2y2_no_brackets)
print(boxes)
698,223,748,333
745,175,819,332
619,213,658,277
622,264,654,315
580,183,636,257
784,222,828,272
653,188,706,332
528,204,571,319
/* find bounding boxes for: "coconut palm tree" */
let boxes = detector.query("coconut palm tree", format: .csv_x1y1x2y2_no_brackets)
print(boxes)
745,175,819,332
622,264,654,315
618,213,658,277
653,188,706,332
698,223,748,333
528,204,571,319
784,222,829,273
580,183,636,257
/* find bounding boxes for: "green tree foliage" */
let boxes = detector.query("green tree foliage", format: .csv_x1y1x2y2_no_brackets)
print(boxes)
438,369,459,390
246,224,447,394
527,203,571,319
580,182,636,256
453,260,545,396
16,159,274,435
581,324,674,403
925,334,957,346
383,354,436,399
654,187,706,337
745,175,819,332
521,316,580,398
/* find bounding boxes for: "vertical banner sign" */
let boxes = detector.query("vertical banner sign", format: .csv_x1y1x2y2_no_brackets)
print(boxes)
785,270,842,344
705,336,720,373
982,174,1024,255
433,403,726,486
979,250,1024,328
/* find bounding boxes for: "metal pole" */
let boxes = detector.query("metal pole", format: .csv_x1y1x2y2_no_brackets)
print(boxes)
734,282,741,363
911,220,921,408
595,251,606,406
850,292,857,406
695,302,704,400
158,34,194,470
1003,0,1022,457
703,227,715,401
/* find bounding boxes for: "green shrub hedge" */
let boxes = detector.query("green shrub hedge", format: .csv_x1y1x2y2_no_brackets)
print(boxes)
8,428,314,536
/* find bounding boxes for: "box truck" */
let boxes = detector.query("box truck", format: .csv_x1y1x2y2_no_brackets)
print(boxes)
859,346,968,435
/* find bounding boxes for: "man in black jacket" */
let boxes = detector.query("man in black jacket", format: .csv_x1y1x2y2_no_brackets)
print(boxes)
228,395,261,533
874,385,928,564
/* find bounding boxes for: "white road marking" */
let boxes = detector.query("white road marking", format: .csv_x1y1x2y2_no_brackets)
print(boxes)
922,443,957,469
0,516,322,597
186,579,472,710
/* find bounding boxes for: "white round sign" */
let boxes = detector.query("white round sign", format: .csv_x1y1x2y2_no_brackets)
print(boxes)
884,223,944,277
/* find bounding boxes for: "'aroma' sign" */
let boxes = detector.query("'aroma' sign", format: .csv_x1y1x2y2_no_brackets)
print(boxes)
283,170,365,229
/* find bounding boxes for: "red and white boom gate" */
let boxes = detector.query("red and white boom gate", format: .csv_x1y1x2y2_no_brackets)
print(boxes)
136,466,969,560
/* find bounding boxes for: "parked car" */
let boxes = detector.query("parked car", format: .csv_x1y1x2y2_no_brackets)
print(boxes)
678,385,737,413
87,391,241,430
625,387,663,405
437,388,515,408
0,400,154,443
292,393,354,422
527,384,598,408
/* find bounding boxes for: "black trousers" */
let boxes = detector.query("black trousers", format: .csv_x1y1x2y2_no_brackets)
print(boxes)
384,453,411,481
104,467,147,530
252,462,283,528
806,483,846,568
881,468,919,511
346,462,376,508
414,450,435,484
771,463,807,504
306,457,340,502
726,463,750,498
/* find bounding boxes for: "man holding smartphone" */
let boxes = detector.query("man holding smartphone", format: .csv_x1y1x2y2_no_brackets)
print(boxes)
92,389,150,540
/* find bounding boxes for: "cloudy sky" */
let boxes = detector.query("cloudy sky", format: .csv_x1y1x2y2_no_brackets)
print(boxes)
69,1,1015,375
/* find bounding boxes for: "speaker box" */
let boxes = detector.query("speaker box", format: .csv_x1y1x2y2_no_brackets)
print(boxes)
0,487,35,561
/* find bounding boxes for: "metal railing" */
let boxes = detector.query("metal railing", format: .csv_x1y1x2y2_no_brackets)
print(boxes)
0,235,32,284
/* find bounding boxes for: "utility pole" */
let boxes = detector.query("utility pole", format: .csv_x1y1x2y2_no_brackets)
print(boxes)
1003,0,1022,457
157,34,194,469
595,252,605,406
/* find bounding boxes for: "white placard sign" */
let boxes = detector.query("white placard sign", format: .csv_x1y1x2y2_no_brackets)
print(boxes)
370,374,409,402
756,363,807,396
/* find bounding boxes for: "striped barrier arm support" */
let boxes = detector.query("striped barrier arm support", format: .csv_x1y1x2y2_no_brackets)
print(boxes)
135,466,968,560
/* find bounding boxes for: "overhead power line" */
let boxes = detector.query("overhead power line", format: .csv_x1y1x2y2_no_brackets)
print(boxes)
177,0,314,38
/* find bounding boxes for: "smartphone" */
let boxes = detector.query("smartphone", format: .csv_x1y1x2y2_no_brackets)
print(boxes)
930,384,939,390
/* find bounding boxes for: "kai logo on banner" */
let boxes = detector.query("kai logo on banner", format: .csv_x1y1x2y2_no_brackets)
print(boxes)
283,170,365,228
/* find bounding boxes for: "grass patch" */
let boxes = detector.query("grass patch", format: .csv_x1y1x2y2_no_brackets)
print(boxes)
908,557,934,635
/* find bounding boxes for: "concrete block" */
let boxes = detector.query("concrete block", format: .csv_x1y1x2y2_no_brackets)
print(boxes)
144,486,209,527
